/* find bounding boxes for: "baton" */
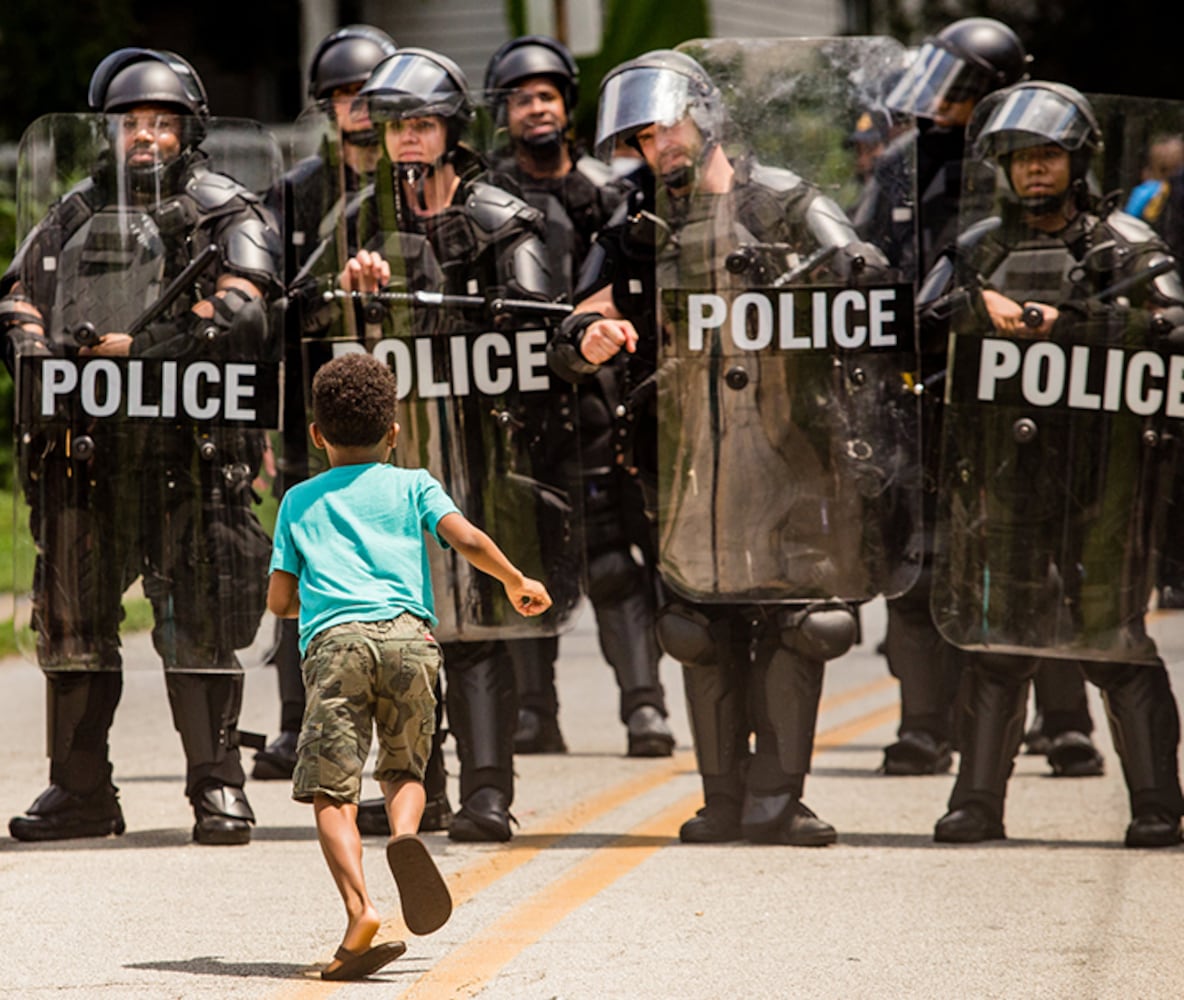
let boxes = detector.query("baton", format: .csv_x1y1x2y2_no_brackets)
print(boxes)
324,287,572,324
1020,258,1178,330
775,244,841,287
71,243,222,347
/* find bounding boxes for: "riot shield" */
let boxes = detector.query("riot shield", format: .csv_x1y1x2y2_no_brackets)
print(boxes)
652,37,921,604
8,112,284,671
932,93,1184,663
292,164,583,642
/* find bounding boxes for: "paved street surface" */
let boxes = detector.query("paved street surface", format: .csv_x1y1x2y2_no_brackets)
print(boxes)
1,598,1182,999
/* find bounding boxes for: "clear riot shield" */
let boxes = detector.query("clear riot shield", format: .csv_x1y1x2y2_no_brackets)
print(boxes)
9,113,284,671
932,93,1184,663
294,169,583,642
653,37,921,604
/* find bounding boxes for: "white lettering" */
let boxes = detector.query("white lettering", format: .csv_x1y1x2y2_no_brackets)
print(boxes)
1167,356,1184,418
182,362,221,420
223,364,256,421
40,360,77,416
1126,351,1165,416
472,332,513,395
126,361,160,417
1066,345,1100,410
868,289,898,347
1021,342,1065,407
688,293,726,350
732,292,773,350
81,360,121,417
416,339,449,398
516,330,551,392
779,292,809,348
161,361,177,418
831,289,865,349
977,339,1022,400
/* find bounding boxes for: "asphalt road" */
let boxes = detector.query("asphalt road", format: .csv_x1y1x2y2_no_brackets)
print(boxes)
1,597,1182,999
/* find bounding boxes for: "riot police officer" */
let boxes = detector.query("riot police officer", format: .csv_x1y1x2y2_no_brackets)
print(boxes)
252,23,398,783
857,17,1110,779
922,82,1184,846
300,47,563,842
2,48,282,845
483,35,674,758
550,49,898,846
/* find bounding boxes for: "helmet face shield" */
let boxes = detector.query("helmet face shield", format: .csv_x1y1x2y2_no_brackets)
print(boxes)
595,68,693,160
360,52,468,123
974,87,1096,159
886,42,986,116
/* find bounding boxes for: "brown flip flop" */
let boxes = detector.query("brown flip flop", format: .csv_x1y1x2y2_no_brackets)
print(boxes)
321,940,407,980
386,833,452,935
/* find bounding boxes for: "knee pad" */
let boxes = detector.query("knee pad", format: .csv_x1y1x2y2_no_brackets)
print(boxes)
780,604,858,663
655,603,719,668
587,549,644,605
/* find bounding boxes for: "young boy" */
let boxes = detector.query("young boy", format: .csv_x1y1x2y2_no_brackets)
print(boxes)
267,352,552,981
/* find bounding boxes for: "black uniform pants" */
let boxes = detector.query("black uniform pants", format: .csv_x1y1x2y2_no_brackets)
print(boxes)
45,668,246,802
443,640,516,805
949,651,1184,820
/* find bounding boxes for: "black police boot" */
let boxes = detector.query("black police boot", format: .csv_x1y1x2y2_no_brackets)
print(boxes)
356,792,454,836
193,786,255,845
1047,731,1105,777
1021,713,1052,756
9,783,126,842
448,786,513,843
881,730,953,775
251,730,298,781
513,708,568,754
741,791,836,847
357,797,390,836
1125,811,1183,848
934,803,1005,843
419,790,454,833
626,705,676,758
678,797,742,844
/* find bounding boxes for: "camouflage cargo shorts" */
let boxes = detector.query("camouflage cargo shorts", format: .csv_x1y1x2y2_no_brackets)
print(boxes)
293,613,441,803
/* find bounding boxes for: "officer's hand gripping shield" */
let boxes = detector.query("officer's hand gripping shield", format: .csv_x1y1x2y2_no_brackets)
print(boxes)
653,37,921,604
8,112,285,671
932,93,1184,662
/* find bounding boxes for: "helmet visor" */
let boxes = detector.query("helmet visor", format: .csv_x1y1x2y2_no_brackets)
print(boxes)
595,67,692,160
974,87,1094,158
361,54,463,122
886,43,986,116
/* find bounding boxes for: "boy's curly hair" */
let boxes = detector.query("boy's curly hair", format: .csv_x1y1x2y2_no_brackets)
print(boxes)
311,352,397,447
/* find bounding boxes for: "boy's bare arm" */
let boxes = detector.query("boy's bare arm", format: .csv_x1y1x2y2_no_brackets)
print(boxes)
437,512,552,616
268,570,300,618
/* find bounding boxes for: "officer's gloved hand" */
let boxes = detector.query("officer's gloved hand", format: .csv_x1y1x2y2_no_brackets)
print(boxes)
828,240,893,283
1152,305,1184,351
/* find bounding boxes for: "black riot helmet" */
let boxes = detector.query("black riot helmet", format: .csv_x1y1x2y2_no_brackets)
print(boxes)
308,24,397,101
887,18,1030,119
484,35,579,121
358,48,474,150
594,49,725,163
973,81,1102,213
89,48,209,127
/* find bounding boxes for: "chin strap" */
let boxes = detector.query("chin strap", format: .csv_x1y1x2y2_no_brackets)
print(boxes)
398,161,442,212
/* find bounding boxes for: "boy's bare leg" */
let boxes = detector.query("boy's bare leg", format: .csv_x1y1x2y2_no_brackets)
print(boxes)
313,795,383,974
382,777,426,836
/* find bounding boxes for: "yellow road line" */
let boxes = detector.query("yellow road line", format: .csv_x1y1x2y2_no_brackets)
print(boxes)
279,672,899,997
389,694,901,999
395,793,701,1000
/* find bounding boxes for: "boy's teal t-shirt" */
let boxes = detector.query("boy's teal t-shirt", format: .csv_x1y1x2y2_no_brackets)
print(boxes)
269,463,460,653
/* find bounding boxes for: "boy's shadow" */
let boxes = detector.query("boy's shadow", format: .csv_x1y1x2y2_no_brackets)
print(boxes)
127,955,428,980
